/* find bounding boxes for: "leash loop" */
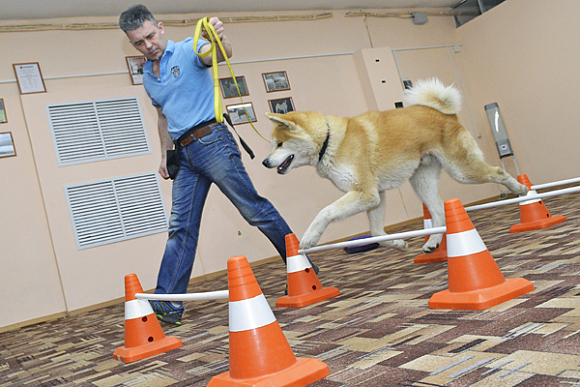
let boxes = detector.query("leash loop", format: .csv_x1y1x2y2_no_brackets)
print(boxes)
193,17,269,142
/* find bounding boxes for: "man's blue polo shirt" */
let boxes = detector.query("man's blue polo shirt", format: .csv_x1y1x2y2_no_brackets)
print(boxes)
143,38,214,140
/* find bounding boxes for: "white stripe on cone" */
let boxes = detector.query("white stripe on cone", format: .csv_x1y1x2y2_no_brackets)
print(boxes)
287,254,312,274
519,189,541,206
423,219,433,229
125,299,154,320
229,294,276,332
447,228,487,258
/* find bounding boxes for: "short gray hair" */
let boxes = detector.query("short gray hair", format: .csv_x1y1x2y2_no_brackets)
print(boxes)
119,4,158,32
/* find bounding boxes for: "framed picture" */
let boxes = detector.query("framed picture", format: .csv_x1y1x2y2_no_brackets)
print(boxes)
13,62,46,94
226,102,257,125
219,76,249,99
262,71,290,93
0,132,16,158
268,97,295,114
0,99,7,124
126,56,147,85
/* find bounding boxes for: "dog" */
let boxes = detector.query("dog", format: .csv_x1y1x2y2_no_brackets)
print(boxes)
262,78,529,252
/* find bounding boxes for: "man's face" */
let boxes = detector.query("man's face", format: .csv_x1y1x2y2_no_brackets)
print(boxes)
126,20,167,62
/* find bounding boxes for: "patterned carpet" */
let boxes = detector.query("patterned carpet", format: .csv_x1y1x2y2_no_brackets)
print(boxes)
2,187,580,387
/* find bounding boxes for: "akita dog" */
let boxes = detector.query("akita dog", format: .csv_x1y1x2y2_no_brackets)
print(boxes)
262,78,528,252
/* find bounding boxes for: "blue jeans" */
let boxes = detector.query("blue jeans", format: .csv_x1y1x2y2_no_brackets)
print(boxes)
155,124,292,295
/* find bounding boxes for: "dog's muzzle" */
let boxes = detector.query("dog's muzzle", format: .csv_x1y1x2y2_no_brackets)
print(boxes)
262,155,294,174
275,155,294,174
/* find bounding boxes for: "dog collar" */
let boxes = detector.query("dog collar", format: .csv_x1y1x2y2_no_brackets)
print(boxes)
318,129,330,163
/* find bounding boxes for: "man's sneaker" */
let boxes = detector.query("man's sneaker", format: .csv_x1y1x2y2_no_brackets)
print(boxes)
150,300,184,325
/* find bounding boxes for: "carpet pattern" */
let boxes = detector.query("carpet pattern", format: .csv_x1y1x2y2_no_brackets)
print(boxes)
1,188,579,386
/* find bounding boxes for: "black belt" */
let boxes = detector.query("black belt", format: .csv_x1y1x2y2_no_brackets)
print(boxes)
175,119,220,147
172,114,255,160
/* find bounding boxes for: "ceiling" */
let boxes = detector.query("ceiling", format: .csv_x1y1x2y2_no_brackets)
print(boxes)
0,0,461,21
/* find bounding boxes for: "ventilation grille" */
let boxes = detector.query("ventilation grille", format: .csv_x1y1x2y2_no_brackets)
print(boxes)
65,173,168,249
47,97,151,166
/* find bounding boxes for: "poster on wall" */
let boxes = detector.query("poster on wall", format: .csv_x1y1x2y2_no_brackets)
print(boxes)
13,62,47,94
226,102,257,125
0,132,16,158
268,97,295,114
262,71,290,93
126,56,147,85
0,99,7,124
219,76,249,99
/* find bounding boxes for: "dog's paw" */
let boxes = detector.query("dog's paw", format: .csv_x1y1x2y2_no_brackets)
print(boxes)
517,184,529,196
422,242,440,253
393,240,408,252
381,239,407,252
423,234,443,253
300,233,320,250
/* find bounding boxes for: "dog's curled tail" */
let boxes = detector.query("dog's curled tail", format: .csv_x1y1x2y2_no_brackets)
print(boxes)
403,78,462,115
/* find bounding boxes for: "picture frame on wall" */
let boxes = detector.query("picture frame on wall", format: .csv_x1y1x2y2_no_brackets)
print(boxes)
126,56,147,85
226,102,257,125
219,76,249,99
268,97,295,114
402,78,413,90
0,132,16,158
262,71,290,92
0,99,7,124
13,62,46,95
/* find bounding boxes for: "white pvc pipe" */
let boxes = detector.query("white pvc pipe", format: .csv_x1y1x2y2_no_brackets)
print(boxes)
135,290,229,302
299,226,447,255
532,177,580,190
465,185,580,212
299,183,580,255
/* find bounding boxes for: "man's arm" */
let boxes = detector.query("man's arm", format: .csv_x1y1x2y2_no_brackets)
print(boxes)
199,17,233,65
157,107,173,180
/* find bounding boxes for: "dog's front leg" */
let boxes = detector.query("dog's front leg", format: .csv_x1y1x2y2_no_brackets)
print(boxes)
301,191,378,249
301,216,330,250
367,192,407,252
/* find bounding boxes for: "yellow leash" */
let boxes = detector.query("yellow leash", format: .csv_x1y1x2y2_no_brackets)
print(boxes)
193,17,269,142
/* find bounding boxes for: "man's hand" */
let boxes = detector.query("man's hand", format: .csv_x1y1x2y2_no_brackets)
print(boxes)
159,158,170,180
202,17,225,41
199,17,232,65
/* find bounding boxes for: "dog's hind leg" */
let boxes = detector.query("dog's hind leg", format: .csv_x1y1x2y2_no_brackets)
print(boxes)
441,130,528,196
448,161,527,196
410,156,445,253
367,191,408,252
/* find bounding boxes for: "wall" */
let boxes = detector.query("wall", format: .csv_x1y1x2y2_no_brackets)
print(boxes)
455,0,580,184
4,2,577,330
365,12,507,209
20,87,169,313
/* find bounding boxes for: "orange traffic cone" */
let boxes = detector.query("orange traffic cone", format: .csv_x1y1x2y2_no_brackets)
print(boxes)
415,204,448,264
276,234,340,308
113,274,182,363
510,174,566,233
208,256,330,387
429,199,534,310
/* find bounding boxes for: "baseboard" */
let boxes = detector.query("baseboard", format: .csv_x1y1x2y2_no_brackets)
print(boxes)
0,312,68,334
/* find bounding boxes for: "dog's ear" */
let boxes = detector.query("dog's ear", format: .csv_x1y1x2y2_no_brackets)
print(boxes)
265,112,295,130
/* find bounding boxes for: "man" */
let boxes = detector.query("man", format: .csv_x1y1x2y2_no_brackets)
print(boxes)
119,5,314,325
